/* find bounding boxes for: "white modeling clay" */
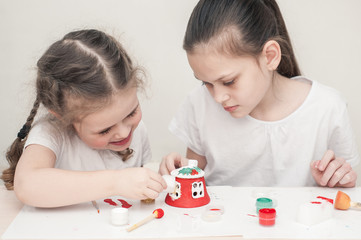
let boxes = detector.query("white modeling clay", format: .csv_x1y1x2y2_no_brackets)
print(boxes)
296,199,333,226
162,175,176,193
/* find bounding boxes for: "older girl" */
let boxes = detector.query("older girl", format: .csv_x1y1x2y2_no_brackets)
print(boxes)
160,0,359,187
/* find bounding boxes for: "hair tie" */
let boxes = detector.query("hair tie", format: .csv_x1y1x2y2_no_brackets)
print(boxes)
17,124,31,140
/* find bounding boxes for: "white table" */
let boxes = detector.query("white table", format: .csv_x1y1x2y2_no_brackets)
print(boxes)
1,185,361,240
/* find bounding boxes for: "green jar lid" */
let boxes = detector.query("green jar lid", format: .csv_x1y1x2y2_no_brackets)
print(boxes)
256,197,273,214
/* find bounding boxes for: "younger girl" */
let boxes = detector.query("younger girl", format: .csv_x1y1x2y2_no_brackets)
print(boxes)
159,0,359,187
1,29,166,207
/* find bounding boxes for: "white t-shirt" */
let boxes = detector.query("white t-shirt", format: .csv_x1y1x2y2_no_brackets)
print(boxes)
170,77,360,187
25,118,151,171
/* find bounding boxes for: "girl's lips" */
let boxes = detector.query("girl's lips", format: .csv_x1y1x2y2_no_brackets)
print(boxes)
224,105,238,112
110,132,132,146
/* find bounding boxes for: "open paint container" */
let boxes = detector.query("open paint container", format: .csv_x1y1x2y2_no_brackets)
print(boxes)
258,208,276,226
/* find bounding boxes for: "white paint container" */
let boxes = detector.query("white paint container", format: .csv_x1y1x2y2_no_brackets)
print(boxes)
110,207,129,226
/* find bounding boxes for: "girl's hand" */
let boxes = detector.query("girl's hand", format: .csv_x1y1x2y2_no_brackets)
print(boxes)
158,152,189,175
116,168,167,200
310,150,357,187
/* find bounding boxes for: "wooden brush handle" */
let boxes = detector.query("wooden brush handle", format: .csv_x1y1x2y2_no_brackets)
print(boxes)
350,201,361,210
126,214,155,232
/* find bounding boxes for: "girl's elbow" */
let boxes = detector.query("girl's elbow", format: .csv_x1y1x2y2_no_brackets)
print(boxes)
14,186,28,205
13,178,35,206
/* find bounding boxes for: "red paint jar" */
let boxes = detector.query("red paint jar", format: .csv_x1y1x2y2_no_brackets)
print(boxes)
259,208,276,226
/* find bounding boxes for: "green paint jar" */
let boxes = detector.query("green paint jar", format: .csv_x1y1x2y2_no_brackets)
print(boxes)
256,197,273,214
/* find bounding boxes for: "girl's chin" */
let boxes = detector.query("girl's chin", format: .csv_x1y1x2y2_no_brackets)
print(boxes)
108,144,130,152
108,141,132,151
229,111,247,119
93,143,129,152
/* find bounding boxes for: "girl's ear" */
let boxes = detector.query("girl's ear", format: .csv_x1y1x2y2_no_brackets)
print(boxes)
48,109,61,119
262,40,281,71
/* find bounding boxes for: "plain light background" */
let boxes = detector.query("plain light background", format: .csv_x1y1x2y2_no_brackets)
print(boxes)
0,0,360,185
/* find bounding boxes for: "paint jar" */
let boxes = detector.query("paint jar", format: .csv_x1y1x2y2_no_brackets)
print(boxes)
205,204,225,214
202,205,225,222
256,197,273,214
111,207,129,226
201,209,222,222
259,208,276,226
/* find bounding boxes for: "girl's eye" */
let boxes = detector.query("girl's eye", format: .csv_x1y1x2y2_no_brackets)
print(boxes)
202,81,212,87
223,80,235,86
99,128,111,135
126,108,138,119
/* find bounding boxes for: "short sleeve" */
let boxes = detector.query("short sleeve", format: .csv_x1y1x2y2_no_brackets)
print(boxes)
328,104,360,167
24,119,63,159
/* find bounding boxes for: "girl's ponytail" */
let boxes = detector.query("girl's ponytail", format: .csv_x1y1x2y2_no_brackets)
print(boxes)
1,97,40,190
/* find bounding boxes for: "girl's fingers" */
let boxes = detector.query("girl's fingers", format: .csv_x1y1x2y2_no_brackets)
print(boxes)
311,151,355,188
146,181,164,195
150,171,167,189
338,171,357,187
159,154,175,175
164,153,183,172
165,158,177,173
159,152,190,176
318,150,335,171
158,159,170,175
143,187,161,199
310,160,320,171
320,157,345,186
326,161,351,187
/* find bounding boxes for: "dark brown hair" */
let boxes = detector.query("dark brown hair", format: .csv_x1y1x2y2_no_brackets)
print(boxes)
183,0,301,78
1,29,143,190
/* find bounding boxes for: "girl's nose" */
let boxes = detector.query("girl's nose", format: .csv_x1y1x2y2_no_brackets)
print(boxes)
113,124,131,139
213,85,230,103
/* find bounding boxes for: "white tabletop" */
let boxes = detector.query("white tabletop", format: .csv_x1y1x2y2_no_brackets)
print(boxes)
1,185,361,240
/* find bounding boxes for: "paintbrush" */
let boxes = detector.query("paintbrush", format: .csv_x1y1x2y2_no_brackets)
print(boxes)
334,191,361,210
92,200,100,213
126,208,164,232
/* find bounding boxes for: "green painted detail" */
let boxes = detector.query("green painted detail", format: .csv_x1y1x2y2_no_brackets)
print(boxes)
178,167,202,175
179,168,192,175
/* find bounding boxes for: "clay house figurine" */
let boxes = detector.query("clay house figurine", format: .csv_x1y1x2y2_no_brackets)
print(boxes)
165,160,210,208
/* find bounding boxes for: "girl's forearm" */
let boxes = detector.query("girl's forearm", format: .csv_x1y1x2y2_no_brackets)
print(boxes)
14,168,119,207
